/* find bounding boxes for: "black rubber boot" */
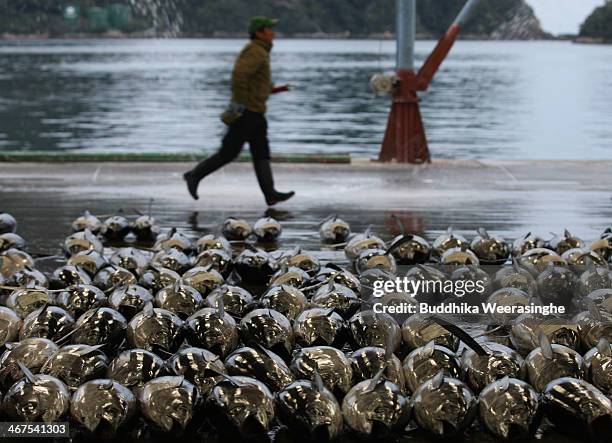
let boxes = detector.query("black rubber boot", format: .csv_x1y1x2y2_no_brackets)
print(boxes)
183,171,200,200
253,160,295,206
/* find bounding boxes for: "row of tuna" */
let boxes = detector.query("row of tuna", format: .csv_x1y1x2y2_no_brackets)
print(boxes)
0,211,610,441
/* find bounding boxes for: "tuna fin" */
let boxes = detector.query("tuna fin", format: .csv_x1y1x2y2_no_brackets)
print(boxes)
499,376,510,392
524,232,531,240
564,229,572,240
386,235,413,256
385,327,397,361
596,338,611,356
539,332,554,359
77,344,105,356
423,340,435,358
327,278,335,291
17,361,37,384
365,225,373,238
587,301,603,322
143,301,154,317
367,365,386,392
249,341,276,361
430,371,444,389
477,227,489,239
430,315,488,356
82,415,101,433
313,367,325,393
217,295,225,319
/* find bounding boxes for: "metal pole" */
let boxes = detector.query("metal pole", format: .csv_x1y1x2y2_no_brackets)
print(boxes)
396,0,416,71
453,0,481,26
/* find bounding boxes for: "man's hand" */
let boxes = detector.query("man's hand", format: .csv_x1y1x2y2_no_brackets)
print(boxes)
271,84,291,94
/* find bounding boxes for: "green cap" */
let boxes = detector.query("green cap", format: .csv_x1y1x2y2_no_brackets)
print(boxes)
248,16,278,34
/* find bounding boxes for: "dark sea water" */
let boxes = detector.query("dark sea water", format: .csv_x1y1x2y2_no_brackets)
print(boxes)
1,38,612,159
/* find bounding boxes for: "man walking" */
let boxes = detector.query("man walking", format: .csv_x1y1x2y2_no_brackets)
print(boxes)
184,16,295,206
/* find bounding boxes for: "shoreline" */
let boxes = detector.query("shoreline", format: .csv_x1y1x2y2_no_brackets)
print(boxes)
1,31,560,42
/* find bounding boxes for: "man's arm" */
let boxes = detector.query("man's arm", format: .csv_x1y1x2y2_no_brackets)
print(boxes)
232,46,264,105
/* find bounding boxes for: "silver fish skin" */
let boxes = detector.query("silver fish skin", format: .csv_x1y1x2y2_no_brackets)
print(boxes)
166,347,226,397
524,343,583,392
344,233,386,261
293,307,347,348
151,248,191,274
290,346,353,397
3,373,70,423
205,285,253,318
354,248,397,275
510,313,580,355
572,310,612,351
0,307,21,347
402,314,460,352
70,379,136,436
276,379,343,440
194,249,233,278
348,346,406,392
239,309,294,358
71,308,127,352
269,266,310,289
0,338,59,387
181,267,224,297
460,342,525,393
348,310,401,351
138,376,201,433
403,342,461,394
221,217,252,241
543,377,612,440
478,377,541,440
411,374,477,437
126,306,184,354
154,284,204,320
206,375,275,437
259,285,308,321
41,344,109,389
6,287,54,318
253,216,282,242
311,283,361,319
319,216,350,244
195,234,231,254
108,284,153,319
583,340,612,396
225,346,294,392
342,378,410,437
19,306,75,342
93,265,137,292
185,307,239,358
139,267,182,294
107,348,165,389
56,284,107,318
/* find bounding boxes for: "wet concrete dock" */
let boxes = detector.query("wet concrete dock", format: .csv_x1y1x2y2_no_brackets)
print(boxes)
1,159,611,258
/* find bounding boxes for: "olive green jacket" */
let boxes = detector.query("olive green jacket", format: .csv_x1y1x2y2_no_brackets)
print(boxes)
231,39,273,114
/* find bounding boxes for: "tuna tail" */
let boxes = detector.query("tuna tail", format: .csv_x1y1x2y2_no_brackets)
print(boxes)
538,332,554,359
430,315,488,356
430,370,445,389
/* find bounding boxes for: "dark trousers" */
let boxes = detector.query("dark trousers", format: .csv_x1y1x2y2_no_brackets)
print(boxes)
191,110,271,181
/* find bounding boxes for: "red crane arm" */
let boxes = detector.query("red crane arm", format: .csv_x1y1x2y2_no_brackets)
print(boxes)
416,23,462,91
